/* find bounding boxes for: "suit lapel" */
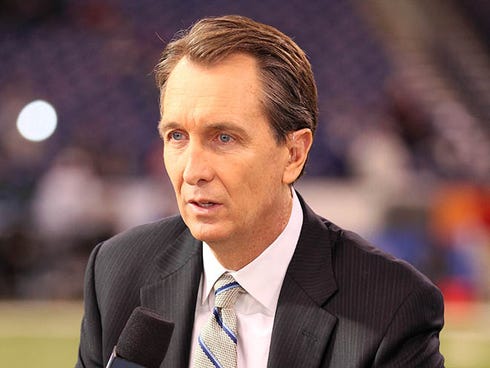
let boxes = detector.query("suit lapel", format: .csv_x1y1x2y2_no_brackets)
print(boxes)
268,195,339,368
140,227,203,368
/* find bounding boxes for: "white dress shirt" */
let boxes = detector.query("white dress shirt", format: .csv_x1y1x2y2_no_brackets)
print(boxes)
189,189,304,367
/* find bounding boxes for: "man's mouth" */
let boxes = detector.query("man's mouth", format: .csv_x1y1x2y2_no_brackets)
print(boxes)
196,202,215,208
189,200,219,208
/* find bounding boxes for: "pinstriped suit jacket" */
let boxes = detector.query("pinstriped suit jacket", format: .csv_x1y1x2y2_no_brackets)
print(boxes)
76,194,445,367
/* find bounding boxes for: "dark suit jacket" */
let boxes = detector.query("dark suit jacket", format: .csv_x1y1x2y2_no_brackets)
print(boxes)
76,195,444,367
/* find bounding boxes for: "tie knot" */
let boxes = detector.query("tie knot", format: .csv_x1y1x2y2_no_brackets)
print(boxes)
214,273,243,309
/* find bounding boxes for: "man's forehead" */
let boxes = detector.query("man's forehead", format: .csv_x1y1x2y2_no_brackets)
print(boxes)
160,53,263,115
163,53,260,91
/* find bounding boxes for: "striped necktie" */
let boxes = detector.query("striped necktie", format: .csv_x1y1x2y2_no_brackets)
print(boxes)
193,273,244,368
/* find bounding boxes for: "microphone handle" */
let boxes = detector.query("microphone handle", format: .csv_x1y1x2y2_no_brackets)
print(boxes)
106,347,147,368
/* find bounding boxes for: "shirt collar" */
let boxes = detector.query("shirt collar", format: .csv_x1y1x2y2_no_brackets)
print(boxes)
200,188,303,313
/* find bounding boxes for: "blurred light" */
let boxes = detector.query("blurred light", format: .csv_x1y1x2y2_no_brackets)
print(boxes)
16,100,58,142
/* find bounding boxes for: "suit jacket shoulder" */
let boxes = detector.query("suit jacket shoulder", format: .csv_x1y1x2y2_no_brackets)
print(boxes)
93,216,188,308
331,228,444,367
77,215,202,367
274,197,444,367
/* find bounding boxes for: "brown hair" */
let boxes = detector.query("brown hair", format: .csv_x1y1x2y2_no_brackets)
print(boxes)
154,15,318,144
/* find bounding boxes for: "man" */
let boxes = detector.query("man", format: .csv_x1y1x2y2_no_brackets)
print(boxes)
76,15,444,368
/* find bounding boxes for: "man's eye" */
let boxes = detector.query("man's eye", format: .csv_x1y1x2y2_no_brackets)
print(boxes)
170,131,184,141
218,134,232,143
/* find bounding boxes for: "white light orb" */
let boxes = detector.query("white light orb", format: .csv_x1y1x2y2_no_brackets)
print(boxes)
16,100,58,142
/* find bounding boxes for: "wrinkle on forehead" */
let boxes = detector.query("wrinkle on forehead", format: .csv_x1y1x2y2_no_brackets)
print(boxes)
160,54,265,130
159,54,263,115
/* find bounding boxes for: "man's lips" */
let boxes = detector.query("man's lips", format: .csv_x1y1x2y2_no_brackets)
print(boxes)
187,199,222,208
192,201,216,208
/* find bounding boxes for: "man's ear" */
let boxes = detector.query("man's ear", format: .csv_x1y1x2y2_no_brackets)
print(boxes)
283,128,313,184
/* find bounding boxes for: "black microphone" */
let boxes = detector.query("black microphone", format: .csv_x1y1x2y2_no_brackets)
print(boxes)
106,306,175,368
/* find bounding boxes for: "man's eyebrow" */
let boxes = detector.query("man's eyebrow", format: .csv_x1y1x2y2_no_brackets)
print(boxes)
159,120,250,136
158,121,179,131
206,122,249,136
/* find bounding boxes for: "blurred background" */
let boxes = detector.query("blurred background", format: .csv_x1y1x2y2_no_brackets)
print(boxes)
0,0,489,366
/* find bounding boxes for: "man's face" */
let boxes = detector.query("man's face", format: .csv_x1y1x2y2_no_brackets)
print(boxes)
160,54,294,250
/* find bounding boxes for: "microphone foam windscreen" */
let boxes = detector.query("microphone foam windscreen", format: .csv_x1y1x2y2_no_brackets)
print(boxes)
116,306,175,368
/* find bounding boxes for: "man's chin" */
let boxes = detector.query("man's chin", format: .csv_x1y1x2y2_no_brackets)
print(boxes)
187,223,227,245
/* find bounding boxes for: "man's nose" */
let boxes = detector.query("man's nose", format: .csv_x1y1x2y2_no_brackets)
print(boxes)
182,142,214,185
